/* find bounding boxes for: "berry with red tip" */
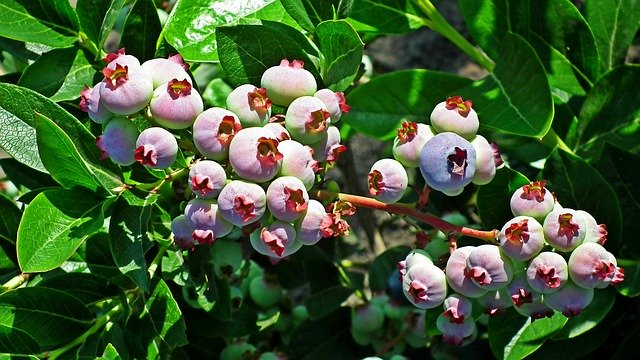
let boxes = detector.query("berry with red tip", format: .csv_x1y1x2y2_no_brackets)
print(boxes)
392,121,435,168
228,127,283,183
184,198,234,245
277,139,317,190
543,281,594,317
498,216,545,261
217,180,267,227
314,88,350,123
465,244,514,291
295,199,333,245
192,107,242,160
510,180,555,222
477,288,513,315
436,313,476,346
445,246,488,298
134,127,178,169
419,132,477,194
226,84,272,127
470,134,497,185
577,210,608,245
311,125,345,165
79,85,113,124
188,160,227,199
402,262,447,309
260,59,317,106
150,78,203,129
507,272,539,308
285,96,330,144
543,208,587,252
140,56,191,89
99,63,153,115
266,176,309,222
250,221,302,259
368,159,408,204
526,251,569,293
103,48,140,69
263,122,291,141
171,214,196,250
568,242,624,289
96,117,139,166
442,294,473,324
430,96,479,139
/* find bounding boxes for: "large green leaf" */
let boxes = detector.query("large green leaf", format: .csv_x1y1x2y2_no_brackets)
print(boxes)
541,149,623,251
347,0,424,34
162,0,276,62
342,69,472,140
140,279,187,348
458,33,553,137
315,20,363,91
37,272,121,306
489,308,568,360
585,0,640,73
120,0,162,62
0,287,93,354
477,166,530,230
16,188,104,272
0,0,78,48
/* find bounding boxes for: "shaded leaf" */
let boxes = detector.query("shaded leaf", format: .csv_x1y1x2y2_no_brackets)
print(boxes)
347,0,424,34
315,20,363,91
140,279,187,348
0,158,57,191
121,0,162,62
0,193,21,244
368,245,410,292
37,272,121,306
476,166,530,230
615,259,640,297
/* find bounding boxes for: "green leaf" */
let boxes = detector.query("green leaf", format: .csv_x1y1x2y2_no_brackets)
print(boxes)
553,287,615,339
244,0,301,30
347,0,425,34
280,0,315,31
37,273,121,306
0,193,21,244
185,304,258,339
162,0,276,62
458,33,553,137
0,0,78,48
202,78,233,107
315,20,363,91
99,343,122,360
305,286,353,320
16,188,104,272
76,0,112,45
368,245,410,292
541,149,623,251
0,158,57,191
615,259,640,297
108,192,157,290
585,0,640,73
342,69,472,140
477,166,530,230
281,0,353,31
97,0,129,53
0,287,93,353
121,0,162,62
576,65,640,155
489,308,568,360
140,279,188,348
217,22,321,87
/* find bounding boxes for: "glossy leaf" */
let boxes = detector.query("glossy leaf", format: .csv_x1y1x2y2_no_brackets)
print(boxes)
0,0,78,48
553,287,615,339
0,287,93,353
162,0,275,62
541,149,623,251
97,0,129,52
16,188,104,272
243,0,301,30
477,166,530,230
585,0,640,73
281,0,353,31
458,33,553,137
315,20,363,91
347,0,424,34
76,0,112,45
202,78,233,108
342,69,472,140
368,245,410,292
100,344,122,360
120,0,162,62
37,272,121,306
615,259,640,297
140,279,188,348
489,308,568,360
0,193,21,244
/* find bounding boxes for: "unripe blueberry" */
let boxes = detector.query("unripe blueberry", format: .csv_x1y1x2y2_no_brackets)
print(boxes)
465,244,514,291
220,341,257,360
526,251,569,293
403,249,434,270
96,117,139,166
79,85,113,124
442,294,473,324
140,56,191,89
402,262,447,309
249,275,283,308
436,313,476,346
250,221,302,259
568,242,625,289
404,311,426,348
543,280,594,317
226,84,272,127
351,303,385,333
99,63,153,115
263,122,291,141
368,159,408,204
314,88,350,123
266,176,309,222
470,134,497,185
311,125,345,165
430,96,479,139
392,121,435,168
229,127,283,183
285,96,330,144
477,288,513,315
192,107,242,160
445,246,488,298
150,79,203,129
188,160,227,199
507,272,539,308
295,199,333,245
543,208,587,252
217,180,267,227
498,216,545,261
260,59,317,106
170,214,196,250
577,210,608,245
510,180,555,222
184,198,234,245
134,127,178,169
419,132,477,194
103,49,140,70
277,139,317,190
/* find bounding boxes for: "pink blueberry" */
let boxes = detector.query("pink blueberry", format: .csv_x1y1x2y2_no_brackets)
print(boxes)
368,159,408,204
543,281,594,317
184,198,234,245
577,210,608,245
99,63,153,115
477,288,513,315
392,121,435,168
150,79,203,129
263,122,291,141
277,139,318,190
442,294,473,324
419,132,477,194
79,85,113,124
498,216,545,261
134,127,178,169
95,117,139,166
229,127,283,183
402,262,447,309
510,180,555,222
470,134,497,185
250,221,302,259
226,84,272,127
311,125,345,165
506,272,539,308
266,176,309,222
295,199,333,245
430,96,479,139
314,88,350,123
526,251,569,294
217,180,267,227
140,56,192,89
284,96,330,144
445,246,488,298
260,59,317,106
465,244,514,291
188,160,227,199
103,49,140,69
192,107,242,161
436,313,476,346
543,208,587,252
568,242,624,289
171,214,196,250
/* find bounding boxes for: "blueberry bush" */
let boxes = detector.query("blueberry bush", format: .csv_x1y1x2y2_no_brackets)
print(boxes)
0,0,639,359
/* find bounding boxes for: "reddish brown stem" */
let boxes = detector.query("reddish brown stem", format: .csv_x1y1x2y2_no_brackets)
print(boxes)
314,190,499,243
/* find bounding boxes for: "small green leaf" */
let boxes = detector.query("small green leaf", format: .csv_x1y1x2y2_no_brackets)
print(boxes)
489,308,568,360
16,188,104,273
368,245,410,292
315,20,363,91
282,0,353,31
342,69,472,140
477,166,530,230
121,0,162,62
99,343,122,360
347,0,425,34
140,279,188,348
0,0,78,48
553,287,615,339
0,287,93,353
280,0,315,31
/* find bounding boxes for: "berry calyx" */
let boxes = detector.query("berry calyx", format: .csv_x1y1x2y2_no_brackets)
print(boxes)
445,96,473,117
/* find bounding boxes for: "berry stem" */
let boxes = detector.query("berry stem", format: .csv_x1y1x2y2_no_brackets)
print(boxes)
314,190,499,243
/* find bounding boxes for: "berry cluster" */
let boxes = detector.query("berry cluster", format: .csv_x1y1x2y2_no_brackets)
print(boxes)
397,180,624,345
81,50,352,260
